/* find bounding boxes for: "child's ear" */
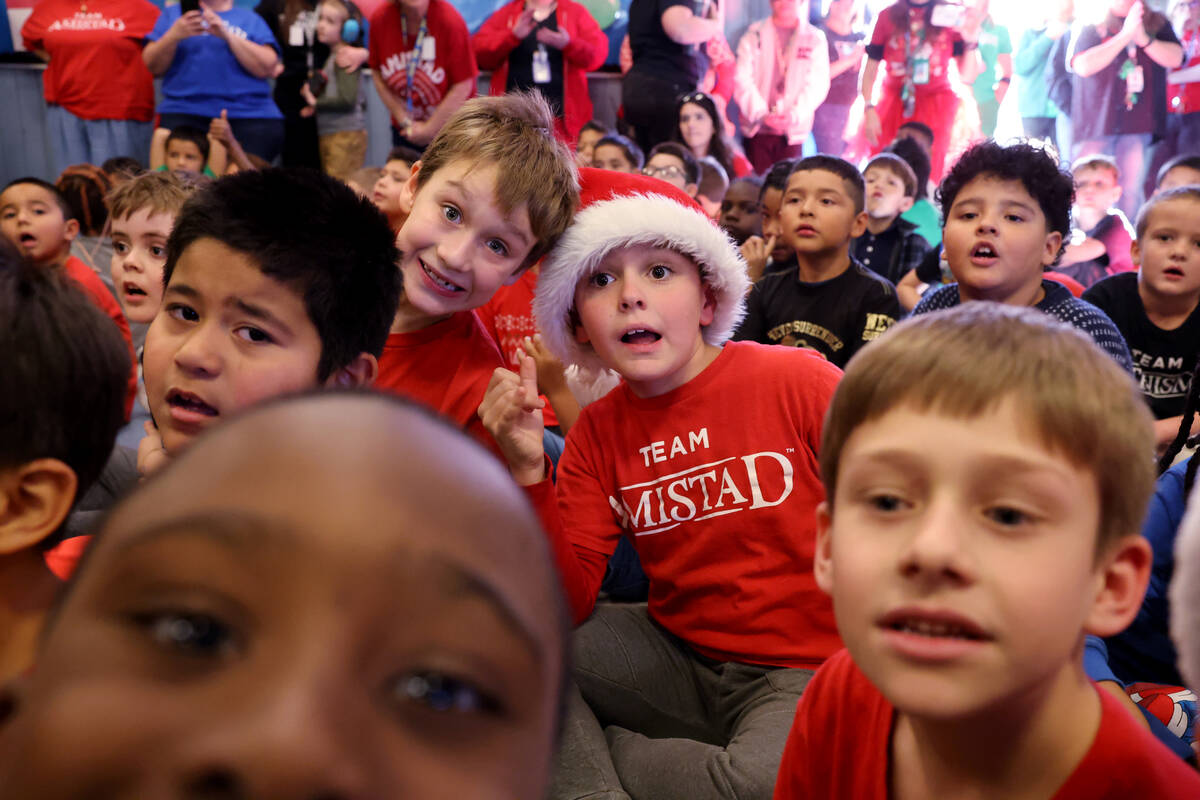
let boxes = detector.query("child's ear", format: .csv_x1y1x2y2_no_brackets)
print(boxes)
1130,238,1142,270
814,501,835,595
1041,229,1064,267
325,353,379,389
62,218,79,244
685,182,699,200
1084,534,1152,638
851,210,869,238
899,195,914,213
0,460,77,556
399,161,422,216
699,284,717,327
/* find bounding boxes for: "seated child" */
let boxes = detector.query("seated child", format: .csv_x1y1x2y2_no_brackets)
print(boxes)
56,163,114,284
347,165,382,197
776,302,1200,799
374,92,577,456
1058,154,1136,289
300,0,369,181
591,132,644,174
853,152,932,286
0,240,129,682
372,145,420,230
719,175,763,245
0,391,569,799
735,155,900,369
740,158,798,282
150,124,218,178
913,141,1134,373
482,171,844,800
644,141,700,198
696,155,730,219
575,119,609,168
0,177,136,414
1157,154,1200,194
140,167,401,466
1083,187,1200,454
888,135,940,248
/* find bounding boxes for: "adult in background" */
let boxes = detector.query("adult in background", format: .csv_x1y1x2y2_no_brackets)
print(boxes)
1069,0,1184,220
473,0,608,145
814,0,865,157
734,0,829,173
623,0,723,155
1149,0,1200,198
964,0,1010,138
143,0,284,163
672,90,751,178
369,0,475,149
1013,0,1071,152
21,0,159,176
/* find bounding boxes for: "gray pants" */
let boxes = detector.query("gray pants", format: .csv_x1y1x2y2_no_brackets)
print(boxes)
549,604,814,800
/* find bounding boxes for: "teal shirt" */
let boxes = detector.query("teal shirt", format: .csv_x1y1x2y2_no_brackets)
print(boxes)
902,198,941,248
1013,27,1060,118
971,19,1012,105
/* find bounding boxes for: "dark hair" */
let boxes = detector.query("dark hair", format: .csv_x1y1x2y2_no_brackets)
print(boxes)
164,169,402,382
1157,154,1200,188
1,177,73,220
696,156,729,201
0,238,129,502
788,155,866,214
865,152,918,198
56,164,113,236
648,141,700,185
579,119,609,139
387,145,422,167
761,158,798,199
936,140,1073,264
673,91,738,179
101,156,145,180
166,125,211,164
594,133,644,170
886,136,932,200
897,120,935,146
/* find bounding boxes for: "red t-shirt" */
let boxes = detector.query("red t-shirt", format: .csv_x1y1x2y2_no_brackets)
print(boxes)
367,0,477,126
22,0,159,121
374,311,506,461
475,270,559,428
1170,27,1200,115
869,4,963,93
774,649,1200,800
527,341,843,668
63,256,136,418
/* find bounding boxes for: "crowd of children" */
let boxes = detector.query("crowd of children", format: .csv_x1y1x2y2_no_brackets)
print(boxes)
4,79,1200,799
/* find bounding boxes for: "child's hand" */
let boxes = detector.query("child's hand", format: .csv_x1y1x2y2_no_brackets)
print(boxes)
740,234,776,283
299,83,317,116
521,334,568,396
478,353,547,485
208,109,233,145
137,421,170,480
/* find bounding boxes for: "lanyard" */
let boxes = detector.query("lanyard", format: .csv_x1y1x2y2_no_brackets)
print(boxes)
400,13,428,114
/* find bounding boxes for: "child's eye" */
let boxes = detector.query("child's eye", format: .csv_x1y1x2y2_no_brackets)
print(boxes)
821,198,834,205
1005,214,1024,223
958,211,978,220
1156,233,1173,242
151,245,167,258
393,671,500,715
113,241,129,255
234,326,274,344
442,204,462,224
649,264,671,279
132,610,236,658
986,506,1030,527
485,238,509,257
588,272,614,288
867,493,906,513
167,303,199,323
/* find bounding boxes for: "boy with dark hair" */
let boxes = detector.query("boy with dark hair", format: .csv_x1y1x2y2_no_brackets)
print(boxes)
735,155,900,369
591,132,644,173
372,145,421,230
481,170,842,800
695,155,730,219
141,167,401,461
0,240,130,681
775,302,1200,799
740,157,798,281
150,124,216,177
575,119,609,167
895,119,934,153
0,391,570,799
1083,186,1200,454
374,92,578,454
644,141,700,197
853,152,932,286
720,174,764,245
1157,154,1200,193
1059,154,1136,289
888,134,940,247
912,140,1134,372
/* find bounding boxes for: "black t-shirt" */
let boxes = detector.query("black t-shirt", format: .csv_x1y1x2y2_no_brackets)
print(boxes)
1070,14,1180,140
820,24,865,105
1082,273,1200,419
255,0,328,108
505,10,565,117
628,0,707,87
734,259,901,368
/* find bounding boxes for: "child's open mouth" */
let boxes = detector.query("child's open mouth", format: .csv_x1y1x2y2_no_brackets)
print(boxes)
970,242,998,263
1164,266,1186,278
166,389,219,422
123,282,148,298
621,328,662,345
886,617,988,641
419,260,465,295
18,233,36,247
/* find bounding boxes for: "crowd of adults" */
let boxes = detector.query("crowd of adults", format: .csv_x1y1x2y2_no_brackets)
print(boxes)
16,0,1200,216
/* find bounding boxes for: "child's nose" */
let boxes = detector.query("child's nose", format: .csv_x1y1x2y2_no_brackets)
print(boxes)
173,325,222,376
898,499,975,586
436,230,472,272
618,277,647,311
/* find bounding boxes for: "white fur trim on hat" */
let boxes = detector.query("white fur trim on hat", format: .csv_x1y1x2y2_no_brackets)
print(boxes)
534,193,750,373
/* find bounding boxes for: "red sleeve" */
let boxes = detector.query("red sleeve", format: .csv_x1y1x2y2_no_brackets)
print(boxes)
21,2,49,51
367,3,389,71
869,7,894,47
523,474,608,623
471,2,522,70
562,2,609,71
436,2,478,86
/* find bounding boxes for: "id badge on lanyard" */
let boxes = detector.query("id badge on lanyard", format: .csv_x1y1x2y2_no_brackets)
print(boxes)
912,56,930,85
532,44,551,83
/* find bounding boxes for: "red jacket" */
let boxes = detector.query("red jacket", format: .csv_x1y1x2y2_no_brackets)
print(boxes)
472,0,608,144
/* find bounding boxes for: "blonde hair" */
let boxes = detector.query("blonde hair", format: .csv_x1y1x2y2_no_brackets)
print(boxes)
821,303,1155,554
106,171,192,222
416,92,579,267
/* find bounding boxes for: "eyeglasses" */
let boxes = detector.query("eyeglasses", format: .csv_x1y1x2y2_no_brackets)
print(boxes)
678,92,710,106
643,165,685,180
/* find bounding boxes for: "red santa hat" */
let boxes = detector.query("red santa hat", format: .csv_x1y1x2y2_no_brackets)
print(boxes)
534,167,749,372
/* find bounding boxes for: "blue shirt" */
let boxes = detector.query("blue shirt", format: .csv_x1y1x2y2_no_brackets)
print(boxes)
148,5,283,119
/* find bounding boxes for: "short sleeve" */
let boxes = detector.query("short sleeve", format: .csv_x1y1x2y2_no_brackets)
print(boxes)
439,4,478,85
20,3,48,50
147,7,174,42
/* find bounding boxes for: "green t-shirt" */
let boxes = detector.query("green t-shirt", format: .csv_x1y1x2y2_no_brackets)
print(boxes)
155,163,217,178
972,18,1012,105
902,198,941,248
